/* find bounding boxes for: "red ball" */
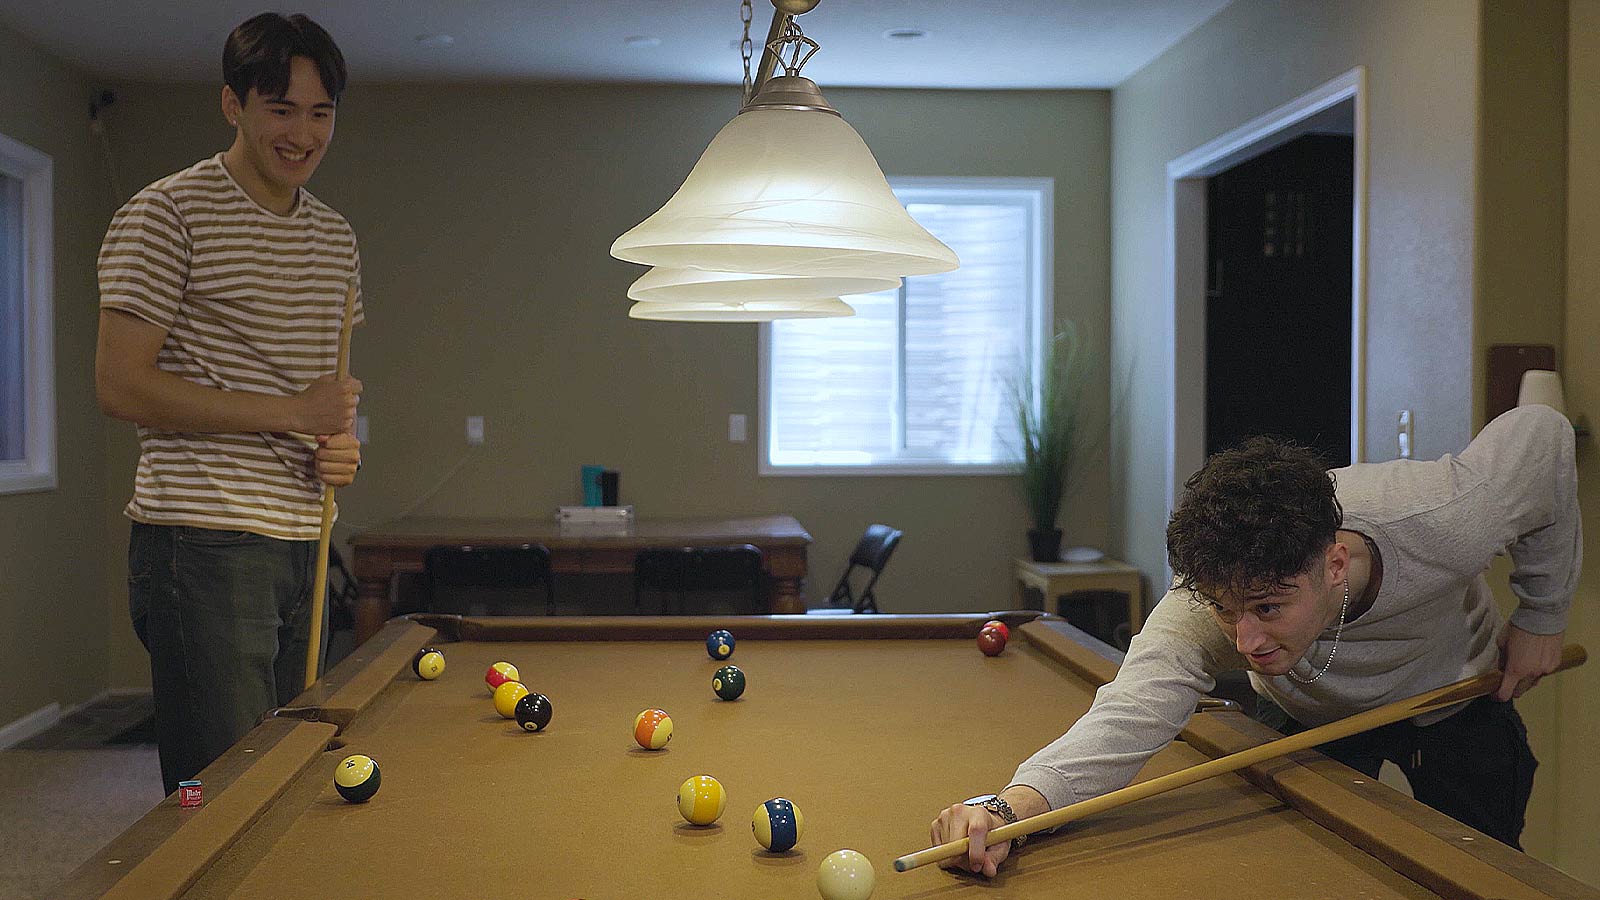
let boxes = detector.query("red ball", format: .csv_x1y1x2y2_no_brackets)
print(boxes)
977,629,1006,657
982,620,1011,641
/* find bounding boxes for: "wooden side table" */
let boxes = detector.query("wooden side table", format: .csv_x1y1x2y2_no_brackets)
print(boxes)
1013,558,1146,636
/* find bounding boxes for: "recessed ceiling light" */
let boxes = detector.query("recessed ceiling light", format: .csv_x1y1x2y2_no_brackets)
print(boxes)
415,34,455,48
624,35,662,49
883,28,928,41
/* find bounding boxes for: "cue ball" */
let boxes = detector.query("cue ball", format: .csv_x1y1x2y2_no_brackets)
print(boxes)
677,774,727,825
334,754,381,803
706,629,736,660
412,647,445,680
514,692,552,732
977,629,1006,657
712,665,746,700
753,797,804,852
486,661,520,694
982,620,1011,641
817,849,875,900
494,680,530,719
634,708,673,750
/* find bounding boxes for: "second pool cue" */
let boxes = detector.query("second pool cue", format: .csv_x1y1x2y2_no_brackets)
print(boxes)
894,643,1587,872
304,277,361,690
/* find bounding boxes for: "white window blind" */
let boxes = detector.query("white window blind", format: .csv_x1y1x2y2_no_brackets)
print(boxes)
0,131,55,494
763,178,1052,474
1,172,23,461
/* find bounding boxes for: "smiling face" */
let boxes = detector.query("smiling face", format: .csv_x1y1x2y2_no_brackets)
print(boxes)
221,55,335,213
1199,542,1348,676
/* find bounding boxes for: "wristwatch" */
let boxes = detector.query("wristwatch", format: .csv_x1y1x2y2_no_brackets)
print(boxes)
963,793,1026,850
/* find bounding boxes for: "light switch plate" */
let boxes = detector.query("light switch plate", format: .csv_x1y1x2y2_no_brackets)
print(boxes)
729,414,748,443
466,416,485,446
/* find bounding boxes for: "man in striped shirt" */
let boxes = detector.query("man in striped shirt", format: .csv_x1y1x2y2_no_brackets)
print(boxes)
95,13,364,795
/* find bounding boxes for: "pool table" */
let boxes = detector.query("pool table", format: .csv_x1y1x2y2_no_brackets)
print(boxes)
58,613,1596,900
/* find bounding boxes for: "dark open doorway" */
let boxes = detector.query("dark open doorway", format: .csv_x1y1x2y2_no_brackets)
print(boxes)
1205,109,1355,467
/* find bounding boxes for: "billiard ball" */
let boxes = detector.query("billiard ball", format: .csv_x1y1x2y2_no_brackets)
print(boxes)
982,620,1011,641
486,661,520,694
677,774,727,825
817,848,875,900
334,754,381,803
634,708,673,750
977,629,1006,657
514,692,552,732
412,647,445,680
712,665,746,700
706,629,735,660
753,797,804,852
494,680,530,719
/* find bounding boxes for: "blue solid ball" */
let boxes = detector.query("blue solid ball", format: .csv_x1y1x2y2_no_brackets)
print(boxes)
706,629,736,660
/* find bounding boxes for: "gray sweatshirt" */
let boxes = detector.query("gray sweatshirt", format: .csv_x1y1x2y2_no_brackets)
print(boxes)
1012,405,1581,812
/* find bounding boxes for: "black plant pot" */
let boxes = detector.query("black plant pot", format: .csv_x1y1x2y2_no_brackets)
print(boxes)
1027,528,1063,563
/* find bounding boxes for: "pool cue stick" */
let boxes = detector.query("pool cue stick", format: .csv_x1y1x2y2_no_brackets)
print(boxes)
303,277,361,690
894,643,1587,873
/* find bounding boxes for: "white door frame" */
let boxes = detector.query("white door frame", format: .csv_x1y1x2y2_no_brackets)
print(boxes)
1163,67,1369,523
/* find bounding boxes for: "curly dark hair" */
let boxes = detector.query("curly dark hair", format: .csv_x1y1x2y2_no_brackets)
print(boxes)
1166,436,1342,598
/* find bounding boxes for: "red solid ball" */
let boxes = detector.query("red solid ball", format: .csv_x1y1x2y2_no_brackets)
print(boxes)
982,620,1011,641
977,629,1006,657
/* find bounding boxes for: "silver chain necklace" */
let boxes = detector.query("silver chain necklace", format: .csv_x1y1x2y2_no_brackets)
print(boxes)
1287,579,1349,685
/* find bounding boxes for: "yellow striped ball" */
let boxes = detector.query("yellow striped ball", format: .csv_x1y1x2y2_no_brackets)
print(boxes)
677,774,726,825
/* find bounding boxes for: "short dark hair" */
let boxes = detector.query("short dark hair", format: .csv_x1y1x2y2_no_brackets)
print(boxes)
223,13,347,104
1165,436,1342,598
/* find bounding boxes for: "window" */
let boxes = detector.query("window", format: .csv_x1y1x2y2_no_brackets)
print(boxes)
0,132,55,494
761,177,1052,475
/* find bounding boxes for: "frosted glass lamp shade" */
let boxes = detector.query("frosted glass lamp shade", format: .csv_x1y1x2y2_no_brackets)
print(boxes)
628,298,856,321
1517,369,1567,416
611,96,958,278
627,267,899,303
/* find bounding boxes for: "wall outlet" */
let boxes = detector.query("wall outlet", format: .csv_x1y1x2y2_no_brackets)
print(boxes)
466,416,485,446
355,415,369,444
1397,409,1412,459
729,413,748,443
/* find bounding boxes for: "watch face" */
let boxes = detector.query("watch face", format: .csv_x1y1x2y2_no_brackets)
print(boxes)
963,794,998,806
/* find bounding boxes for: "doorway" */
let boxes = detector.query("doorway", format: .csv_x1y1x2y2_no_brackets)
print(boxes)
1163,69,1367,517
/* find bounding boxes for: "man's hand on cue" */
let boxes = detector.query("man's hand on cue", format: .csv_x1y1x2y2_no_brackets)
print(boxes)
315,432,362,487
1495,623,1565,701
929,786,1049,877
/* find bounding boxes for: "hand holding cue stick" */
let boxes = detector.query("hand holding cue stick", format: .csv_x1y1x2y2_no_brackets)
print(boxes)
304,277,361,690
894,643,1587,873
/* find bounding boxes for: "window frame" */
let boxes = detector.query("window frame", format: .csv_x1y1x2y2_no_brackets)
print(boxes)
0,132,56,495
758,175,1054,477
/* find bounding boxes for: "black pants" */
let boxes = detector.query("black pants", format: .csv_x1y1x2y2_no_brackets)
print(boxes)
1255,695,1537,849
128,523,324,795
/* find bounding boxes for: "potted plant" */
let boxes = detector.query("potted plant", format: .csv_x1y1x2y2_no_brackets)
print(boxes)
1013,327,1085,562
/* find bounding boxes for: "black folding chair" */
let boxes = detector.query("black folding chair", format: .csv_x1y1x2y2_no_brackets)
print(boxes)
814,524,903,614
424,544,556,616
634,545,763,615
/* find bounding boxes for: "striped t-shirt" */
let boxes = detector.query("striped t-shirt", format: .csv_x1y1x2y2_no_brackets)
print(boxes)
98,154,364,541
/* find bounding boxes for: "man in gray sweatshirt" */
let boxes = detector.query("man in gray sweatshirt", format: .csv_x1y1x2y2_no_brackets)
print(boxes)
933,405,1579,875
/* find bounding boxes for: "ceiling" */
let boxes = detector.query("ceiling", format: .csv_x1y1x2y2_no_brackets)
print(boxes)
0,0,1233,90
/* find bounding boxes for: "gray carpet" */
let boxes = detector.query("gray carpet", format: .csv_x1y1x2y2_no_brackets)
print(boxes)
0,696,163,900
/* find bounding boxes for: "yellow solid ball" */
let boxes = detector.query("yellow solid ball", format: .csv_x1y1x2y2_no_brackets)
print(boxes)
493,681,530,719
817,848,875,900
677,774,727,825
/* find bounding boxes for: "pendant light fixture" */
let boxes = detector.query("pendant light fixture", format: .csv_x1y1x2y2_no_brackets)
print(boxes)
612,0,958,321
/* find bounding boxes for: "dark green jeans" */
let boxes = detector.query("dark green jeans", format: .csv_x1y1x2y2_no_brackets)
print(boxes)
128,523,324,795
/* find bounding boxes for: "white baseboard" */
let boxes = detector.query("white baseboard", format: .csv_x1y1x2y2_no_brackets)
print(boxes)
0,703,62,750
0,688,155,749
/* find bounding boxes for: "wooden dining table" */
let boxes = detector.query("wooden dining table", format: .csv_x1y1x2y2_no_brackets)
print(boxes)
346,513,813,643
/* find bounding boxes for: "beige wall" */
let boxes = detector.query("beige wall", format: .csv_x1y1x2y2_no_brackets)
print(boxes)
1110,0,1481,590
95,82,1112,687
1553,0,1600,883
1474,0,1568,429
0,22,115,727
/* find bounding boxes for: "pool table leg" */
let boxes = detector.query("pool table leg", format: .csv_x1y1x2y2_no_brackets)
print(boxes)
352,574,393,646
770,576,807,615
